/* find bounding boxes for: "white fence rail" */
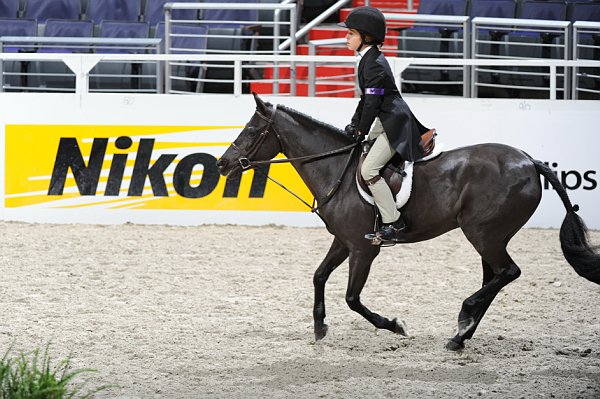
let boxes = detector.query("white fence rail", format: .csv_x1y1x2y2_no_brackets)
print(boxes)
1,53,598,99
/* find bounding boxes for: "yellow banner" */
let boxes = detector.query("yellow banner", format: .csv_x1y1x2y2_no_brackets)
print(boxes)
5,125,313,211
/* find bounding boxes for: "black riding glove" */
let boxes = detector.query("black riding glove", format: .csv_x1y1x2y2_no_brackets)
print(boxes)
344,123,364,142
344,123,357,139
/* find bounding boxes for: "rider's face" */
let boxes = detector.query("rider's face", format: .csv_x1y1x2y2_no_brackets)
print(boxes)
346,29,362,52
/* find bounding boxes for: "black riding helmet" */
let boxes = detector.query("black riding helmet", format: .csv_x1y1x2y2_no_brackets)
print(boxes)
338,6,386,45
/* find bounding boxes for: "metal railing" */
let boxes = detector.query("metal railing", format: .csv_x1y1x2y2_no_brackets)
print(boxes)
572,21,600,99
1,52,598,101
0,37,161,93
163,2,297,94
472,17,570,98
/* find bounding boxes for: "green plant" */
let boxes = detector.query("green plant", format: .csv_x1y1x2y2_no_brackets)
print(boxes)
0,343,109,399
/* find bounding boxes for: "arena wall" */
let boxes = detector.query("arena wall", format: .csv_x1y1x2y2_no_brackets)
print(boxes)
0,93,598,229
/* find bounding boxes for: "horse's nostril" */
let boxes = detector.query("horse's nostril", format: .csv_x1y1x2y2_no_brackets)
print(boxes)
216,159,228,169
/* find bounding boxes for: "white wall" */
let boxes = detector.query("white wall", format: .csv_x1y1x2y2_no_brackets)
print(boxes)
0,92,598,228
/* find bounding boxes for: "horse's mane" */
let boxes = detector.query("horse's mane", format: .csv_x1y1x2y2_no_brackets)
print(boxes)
276,103,349,140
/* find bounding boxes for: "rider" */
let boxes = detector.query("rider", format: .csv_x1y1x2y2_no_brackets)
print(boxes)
340,6,430,241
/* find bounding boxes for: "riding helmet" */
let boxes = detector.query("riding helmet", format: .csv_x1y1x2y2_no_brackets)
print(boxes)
339,6,386,44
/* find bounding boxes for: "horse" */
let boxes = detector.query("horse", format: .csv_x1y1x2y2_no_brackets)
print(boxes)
216,93,600,351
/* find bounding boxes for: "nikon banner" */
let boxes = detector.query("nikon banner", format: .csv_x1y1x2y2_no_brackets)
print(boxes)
5,124,310,212
0,93,598,228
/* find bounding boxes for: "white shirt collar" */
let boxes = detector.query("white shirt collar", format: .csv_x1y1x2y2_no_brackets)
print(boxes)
358,45,374,59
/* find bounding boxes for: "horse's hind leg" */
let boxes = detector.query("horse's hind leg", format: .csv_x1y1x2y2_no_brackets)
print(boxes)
345,250,409,336
447,248,521,351
313,238,349,340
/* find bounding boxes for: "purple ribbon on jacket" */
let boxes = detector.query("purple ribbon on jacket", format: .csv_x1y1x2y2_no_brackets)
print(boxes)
365,88,385,95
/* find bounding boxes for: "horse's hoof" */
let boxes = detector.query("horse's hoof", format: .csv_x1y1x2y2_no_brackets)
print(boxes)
445,338,465,351
392,318,410,337
315,324,328,341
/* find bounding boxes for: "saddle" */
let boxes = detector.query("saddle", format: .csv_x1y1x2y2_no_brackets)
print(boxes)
356,129,437,199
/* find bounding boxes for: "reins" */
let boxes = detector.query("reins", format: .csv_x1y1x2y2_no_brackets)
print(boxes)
234,106,360,223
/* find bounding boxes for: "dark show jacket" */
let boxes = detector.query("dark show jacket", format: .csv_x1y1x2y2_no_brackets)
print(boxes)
351,46,428,161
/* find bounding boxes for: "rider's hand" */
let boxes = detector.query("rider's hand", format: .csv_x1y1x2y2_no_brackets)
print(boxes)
355,131,365,142
344,123,357,139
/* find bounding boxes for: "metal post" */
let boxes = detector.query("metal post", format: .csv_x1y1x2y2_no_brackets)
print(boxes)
463,18,470,98
470,19,478,98
233,60,242,96
572,25,578,100
550,65,557,100
164,9,172,94
290,7,297,96
0,42,4,93
273,7,280,94
308,42,316,97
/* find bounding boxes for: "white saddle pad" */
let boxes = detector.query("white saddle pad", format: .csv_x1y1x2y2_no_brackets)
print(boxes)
356,143,445,209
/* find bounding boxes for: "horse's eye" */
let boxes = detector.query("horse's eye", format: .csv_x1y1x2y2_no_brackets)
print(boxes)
246,127,258,138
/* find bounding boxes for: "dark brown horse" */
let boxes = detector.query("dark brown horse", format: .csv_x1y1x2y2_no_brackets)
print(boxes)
217,93,600,351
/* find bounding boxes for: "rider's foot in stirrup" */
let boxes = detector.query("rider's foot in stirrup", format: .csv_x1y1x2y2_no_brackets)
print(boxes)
376,218,407,241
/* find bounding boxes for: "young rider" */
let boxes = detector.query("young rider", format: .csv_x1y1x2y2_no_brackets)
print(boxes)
340,6,431,242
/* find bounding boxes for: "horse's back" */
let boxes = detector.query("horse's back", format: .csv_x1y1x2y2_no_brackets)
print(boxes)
405,143,542,240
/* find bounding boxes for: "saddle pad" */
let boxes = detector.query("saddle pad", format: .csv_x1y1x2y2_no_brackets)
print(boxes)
356,142,445,209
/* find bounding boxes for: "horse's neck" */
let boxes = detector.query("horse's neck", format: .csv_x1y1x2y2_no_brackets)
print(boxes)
277,112,351,201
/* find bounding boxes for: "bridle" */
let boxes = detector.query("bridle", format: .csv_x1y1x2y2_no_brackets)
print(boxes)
230,105,360,221
231,105,283,171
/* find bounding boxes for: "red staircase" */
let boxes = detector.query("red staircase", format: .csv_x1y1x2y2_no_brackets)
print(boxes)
250,1,420,97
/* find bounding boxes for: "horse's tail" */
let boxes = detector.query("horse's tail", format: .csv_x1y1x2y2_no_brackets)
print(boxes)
533,159,600,284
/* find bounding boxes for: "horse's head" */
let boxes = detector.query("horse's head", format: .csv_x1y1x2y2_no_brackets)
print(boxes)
217,93,283,179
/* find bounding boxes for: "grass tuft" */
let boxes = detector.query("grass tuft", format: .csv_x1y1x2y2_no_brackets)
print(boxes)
0,342,111,399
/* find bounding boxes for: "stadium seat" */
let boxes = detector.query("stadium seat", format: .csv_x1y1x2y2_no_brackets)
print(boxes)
41,19,94,52
517,0,567,21
0,18,37,91
0,18,37,49
24,0,81,22
0,0,19,18
417,0,468,16
469,0,518,94
202,26,246,93
569,2,600,97
85,0,142,24
201,0,259,29
143,0,199,26
90,21,153,92
568,1,600,22
256,0,291,52
469,0,516,19
96,20,150,53
397,0,468,95
29,19,93,92
152,22,208,93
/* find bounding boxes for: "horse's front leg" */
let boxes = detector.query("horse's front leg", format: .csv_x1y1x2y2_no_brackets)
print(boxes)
345,248,410,336
313,238,349,340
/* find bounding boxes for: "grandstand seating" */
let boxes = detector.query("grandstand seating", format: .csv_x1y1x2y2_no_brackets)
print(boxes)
0,0,19,18
24,0,81,22
85,0,141,24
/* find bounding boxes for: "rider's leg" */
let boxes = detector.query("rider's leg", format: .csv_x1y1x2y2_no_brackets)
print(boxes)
361,133,405,237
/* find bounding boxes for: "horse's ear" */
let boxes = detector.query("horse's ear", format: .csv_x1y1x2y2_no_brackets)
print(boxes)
252,92,268,114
